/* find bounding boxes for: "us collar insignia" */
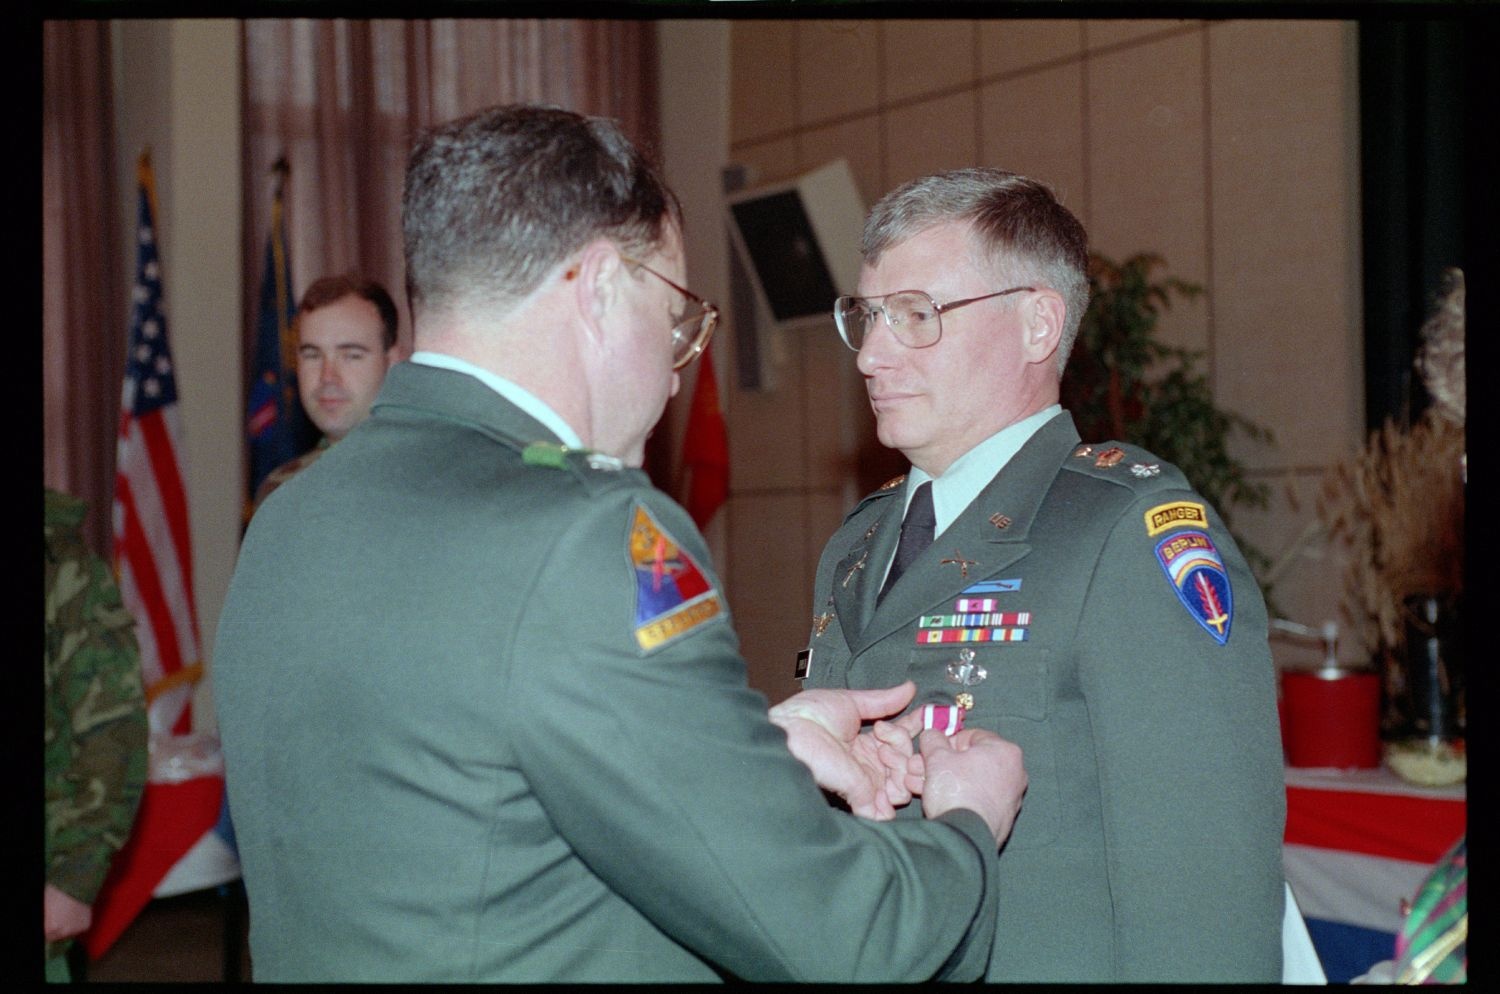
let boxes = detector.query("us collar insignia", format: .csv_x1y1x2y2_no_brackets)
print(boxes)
629,503,723,652
878,475,907,491
812,611,834,637
1154,530,1233,644
989,512,1012,530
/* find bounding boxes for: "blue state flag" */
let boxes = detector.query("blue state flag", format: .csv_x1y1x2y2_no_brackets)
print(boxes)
245,158,317,510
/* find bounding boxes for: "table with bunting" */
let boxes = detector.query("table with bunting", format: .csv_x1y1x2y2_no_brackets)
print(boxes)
1281,765,1466,983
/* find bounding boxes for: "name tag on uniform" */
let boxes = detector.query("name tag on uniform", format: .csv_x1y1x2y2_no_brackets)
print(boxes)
794,648,813,681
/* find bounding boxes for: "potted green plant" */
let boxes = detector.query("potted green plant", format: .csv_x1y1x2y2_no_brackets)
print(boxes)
1061,252,1275,588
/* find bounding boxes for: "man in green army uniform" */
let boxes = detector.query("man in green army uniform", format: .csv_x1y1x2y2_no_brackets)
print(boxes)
44,488,149,981
213,104,1030,982
800,168,1287,981
251,274,400,511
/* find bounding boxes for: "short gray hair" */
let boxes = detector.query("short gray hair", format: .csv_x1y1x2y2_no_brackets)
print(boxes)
403,104,680,318
863,168,1090,373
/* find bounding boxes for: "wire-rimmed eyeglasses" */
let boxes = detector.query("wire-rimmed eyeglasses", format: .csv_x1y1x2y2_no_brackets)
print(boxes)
620,255,720,370
833,286,1035,351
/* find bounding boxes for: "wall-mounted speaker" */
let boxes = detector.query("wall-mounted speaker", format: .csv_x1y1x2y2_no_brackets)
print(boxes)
724,160,865,390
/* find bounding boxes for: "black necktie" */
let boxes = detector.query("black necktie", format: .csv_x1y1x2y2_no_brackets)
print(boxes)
879,481,935,602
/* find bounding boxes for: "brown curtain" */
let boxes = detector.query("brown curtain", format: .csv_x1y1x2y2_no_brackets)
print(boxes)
42,20,122,554
42,18,662,553
240,19,661,360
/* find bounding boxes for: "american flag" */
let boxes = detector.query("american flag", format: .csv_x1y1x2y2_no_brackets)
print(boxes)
85,152,236,962
112,151,201,739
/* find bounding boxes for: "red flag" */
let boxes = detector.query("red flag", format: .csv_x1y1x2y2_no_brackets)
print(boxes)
85,152,236,960
679,348,730,529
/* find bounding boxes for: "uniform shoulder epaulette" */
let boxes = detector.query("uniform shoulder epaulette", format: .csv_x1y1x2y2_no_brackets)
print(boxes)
1064,441,1189,490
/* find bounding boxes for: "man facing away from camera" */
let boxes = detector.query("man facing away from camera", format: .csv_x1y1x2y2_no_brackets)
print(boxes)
798,166,1286,982
213,105,1031,983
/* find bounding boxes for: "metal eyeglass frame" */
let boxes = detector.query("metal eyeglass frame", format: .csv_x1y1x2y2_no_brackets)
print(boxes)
833,286,1035,351
620,254,721,370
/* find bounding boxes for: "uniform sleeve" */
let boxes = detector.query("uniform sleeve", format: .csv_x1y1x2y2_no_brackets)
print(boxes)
503,489,999,982
1074,490,1285,981
44,535,149,905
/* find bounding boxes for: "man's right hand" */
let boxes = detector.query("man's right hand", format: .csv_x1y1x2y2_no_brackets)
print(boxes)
915,728,1027,846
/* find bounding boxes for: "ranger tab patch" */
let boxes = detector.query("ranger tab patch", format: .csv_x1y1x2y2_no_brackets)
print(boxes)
1145,500,1208,537
629,504,723,651
1154,530,1233,644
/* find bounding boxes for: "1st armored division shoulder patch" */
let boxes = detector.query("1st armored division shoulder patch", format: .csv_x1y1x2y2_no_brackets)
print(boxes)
629,503,723,652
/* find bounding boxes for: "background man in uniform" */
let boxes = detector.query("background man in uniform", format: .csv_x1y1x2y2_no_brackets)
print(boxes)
800,167,1286,982
252,274,400,508
213,104,1028,983
44,487,149,981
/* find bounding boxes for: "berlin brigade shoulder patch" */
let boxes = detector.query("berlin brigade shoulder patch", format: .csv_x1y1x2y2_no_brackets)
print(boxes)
629,503,723,652
1154,530,1233,644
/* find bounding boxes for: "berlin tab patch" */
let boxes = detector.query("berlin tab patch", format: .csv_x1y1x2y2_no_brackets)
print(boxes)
629,504,723,651
1154,530,1233,644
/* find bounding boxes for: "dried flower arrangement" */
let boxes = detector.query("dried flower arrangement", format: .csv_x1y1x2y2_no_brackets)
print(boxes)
1317,409,1465,655
1316,269,1465,784
1317,268,1465,656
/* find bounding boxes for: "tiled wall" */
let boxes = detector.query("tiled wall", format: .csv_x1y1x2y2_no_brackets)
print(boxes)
724,18,1364,702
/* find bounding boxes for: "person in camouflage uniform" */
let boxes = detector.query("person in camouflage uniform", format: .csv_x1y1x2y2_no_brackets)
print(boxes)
44,487,148,981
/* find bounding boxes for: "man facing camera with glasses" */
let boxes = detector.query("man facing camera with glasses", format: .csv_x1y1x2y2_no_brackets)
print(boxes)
213,105,1031,983
799,167,1286,981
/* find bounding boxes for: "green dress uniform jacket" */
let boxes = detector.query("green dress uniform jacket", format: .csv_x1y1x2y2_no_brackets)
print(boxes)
801,411,1286,982
213,361,1002,983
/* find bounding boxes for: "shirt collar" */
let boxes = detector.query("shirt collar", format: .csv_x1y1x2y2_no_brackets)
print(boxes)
408,351,584,449
905,404,1062,537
